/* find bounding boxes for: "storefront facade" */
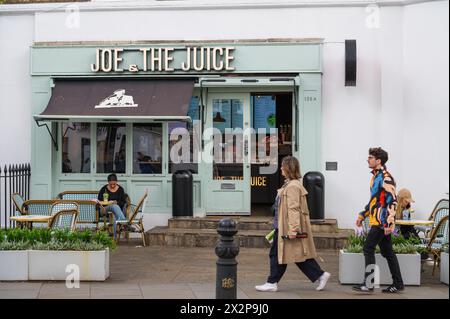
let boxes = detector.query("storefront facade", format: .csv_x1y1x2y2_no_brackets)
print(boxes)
30,40,322,227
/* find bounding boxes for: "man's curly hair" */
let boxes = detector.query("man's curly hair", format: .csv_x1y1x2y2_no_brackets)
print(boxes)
369,147,389,166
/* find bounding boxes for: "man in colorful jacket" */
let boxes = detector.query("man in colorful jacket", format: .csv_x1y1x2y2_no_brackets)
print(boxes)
353,147,404,294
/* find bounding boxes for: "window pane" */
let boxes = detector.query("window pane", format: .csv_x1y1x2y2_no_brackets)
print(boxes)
97,124,126,173
133,124,162,174
212,99,244,179
168,121,199,174
188,96,200,121
61,122,91,173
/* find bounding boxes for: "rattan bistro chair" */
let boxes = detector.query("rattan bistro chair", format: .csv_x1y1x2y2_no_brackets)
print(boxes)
422,215,449,276
418,208,449,249
415,199,449,237
49,201,79,230
116,192,148,246
49,209,79,231
11,193,26,216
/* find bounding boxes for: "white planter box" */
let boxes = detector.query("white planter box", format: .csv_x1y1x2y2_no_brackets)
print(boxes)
441,252,449,285
28,249,109,281
0,250,29,281
339,250,421,286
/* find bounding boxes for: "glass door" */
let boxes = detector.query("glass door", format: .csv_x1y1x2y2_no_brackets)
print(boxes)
204,93,251,215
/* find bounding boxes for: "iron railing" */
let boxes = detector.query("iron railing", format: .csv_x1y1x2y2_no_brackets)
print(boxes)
0,163,31,229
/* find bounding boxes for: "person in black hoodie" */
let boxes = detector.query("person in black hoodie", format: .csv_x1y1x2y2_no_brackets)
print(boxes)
97,174,127,239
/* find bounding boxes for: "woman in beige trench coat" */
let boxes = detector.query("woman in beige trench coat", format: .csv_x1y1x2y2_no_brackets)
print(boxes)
255,156,331,292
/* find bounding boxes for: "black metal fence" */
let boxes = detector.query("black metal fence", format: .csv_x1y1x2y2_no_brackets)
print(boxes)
0,164,31,229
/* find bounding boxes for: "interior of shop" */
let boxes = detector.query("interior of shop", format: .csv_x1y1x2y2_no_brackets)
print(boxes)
251,92,293,217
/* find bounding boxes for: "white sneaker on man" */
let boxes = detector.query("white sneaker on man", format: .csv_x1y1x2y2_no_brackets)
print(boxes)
316,272,331,291
255,282,278,292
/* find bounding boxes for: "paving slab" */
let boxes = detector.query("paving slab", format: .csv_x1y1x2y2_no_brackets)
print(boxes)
38,283,90,299
0,242,448,299
90,283,143,299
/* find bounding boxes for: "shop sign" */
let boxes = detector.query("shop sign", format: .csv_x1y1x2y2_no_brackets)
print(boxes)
90,47,235,73
215,176,269,188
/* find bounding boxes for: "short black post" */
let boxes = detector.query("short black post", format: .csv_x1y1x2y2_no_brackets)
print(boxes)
215,219,239,299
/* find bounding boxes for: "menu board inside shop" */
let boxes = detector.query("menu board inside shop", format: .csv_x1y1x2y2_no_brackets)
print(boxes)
253,95,276,130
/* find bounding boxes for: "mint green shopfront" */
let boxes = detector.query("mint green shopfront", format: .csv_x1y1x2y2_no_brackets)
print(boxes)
30,40,323,225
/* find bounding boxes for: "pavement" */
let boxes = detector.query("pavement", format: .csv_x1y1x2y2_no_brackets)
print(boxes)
0,240,448,299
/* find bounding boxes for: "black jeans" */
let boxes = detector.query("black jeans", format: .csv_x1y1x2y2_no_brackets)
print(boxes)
363,226,404,287
267,229,324,284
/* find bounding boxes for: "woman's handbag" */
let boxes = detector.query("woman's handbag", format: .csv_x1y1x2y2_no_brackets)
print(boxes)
281,232,308,240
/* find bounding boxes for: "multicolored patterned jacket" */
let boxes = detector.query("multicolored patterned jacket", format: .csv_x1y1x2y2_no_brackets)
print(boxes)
358,166,397,229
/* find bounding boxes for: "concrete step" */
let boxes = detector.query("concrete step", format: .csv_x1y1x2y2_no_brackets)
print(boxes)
168,217,340,233
145,227,352,249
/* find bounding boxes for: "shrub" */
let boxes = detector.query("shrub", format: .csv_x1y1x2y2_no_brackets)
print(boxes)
344,233,420,254
0,228,115,251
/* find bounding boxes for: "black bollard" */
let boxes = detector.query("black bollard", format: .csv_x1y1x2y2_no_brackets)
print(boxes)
215,219,239,299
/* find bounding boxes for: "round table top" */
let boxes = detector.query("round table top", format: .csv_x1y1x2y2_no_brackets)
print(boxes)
396,219,434,226
99,200,117,206
10,215,52,223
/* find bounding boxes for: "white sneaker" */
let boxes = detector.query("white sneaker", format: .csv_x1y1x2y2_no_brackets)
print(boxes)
316,272,331,291
255,282,278,292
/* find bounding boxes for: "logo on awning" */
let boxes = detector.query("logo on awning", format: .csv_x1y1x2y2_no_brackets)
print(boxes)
95,89,138,108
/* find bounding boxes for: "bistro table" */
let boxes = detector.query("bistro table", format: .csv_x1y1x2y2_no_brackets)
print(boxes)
98,200,117,207
395,219,434,226
10,215,53,229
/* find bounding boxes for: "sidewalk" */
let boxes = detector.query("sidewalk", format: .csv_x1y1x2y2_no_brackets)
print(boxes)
0,241,448,299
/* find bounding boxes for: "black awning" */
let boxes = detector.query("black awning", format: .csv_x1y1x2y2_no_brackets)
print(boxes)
34,78,196,122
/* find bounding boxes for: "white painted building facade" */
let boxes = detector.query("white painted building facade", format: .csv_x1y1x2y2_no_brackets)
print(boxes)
0,0,448,229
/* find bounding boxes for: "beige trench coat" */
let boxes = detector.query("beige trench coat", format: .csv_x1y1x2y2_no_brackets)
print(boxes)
277,179,318,264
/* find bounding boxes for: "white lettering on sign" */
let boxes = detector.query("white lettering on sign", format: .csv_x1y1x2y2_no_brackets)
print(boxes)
91,47,235,73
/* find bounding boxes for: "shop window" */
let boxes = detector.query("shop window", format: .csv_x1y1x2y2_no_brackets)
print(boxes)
168,122,200,174
61,122,91,173
168,96,200,174
97,123,126,174
133,124,163,174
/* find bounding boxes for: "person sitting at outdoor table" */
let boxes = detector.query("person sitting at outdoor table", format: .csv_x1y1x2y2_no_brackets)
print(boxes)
395,188,418,239
96,173,127,239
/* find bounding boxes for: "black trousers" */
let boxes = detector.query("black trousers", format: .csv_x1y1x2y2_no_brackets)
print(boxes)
267,229,324,284
363,226,404,287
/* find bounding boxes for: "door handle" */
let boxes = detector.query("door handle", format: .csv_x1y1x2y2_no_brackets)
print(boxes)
244,137,249,156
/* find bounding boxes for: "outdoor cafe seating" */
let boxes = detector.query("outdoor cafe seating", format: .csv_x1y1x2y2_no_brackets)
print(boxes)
10,190,148,245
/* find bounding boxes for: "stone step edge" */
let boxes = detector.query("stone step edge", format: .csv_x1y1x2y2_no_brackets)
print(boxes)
167,218,340,232
168,217,338,224
146,226,352,239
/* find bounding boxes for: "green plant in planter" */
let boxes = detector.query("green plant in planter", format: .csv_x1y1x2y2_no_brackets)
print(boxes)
344,233,419,254
0,228,116,251
346,235,365,247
